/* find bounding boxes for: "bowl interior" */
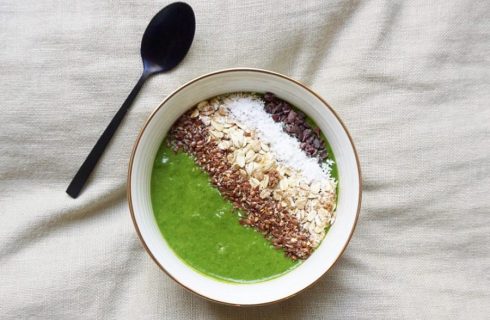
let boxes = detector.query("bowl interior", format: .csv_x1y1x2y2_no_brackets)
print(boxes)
129,69,360,305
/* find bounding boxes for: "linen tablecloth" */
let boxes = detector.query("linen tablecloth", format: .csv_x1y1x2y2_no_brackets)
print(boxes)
1,1,489,318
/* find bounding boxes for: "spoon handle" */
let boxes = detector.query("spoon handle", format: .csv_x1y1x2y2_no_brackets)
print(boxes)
66,73,149,198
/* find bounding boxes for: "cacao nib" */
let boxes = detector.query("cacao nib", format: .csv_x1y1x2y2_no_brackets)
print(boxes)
261,92,331,165
264,92,275,102
287,110,297,123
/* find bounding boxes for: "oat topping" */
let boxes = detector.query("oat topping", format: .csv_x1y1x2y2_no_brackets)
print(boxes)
223,94,335,184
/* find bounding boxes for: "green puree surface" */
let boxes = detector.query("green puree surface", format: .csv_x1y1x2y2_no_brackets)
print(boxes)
151,143,300,283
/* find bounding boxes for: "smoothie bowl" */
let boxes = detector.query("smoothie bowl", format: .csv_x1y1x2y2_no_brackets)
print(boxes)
128,68,361,305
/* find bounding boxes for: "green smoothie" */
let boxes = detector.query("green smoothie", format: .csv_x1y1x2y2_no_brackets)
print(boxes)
151,144,300,283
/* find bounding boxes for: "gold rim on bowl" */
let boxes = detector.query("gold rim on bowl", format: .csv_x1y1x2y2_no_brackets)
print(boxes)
127,68,362,306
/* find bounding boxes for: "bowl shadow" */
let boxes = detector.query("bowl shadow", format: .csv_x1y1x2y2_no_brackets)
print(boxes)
203,258,349,319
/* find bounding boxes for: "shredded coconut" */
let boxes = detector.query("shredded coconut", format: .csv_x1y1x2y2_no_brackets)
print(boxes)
223,94,333,184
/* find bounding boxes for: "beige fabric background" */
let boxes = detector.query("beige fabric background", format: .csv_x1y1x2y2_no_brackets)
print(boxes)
1,0,489,319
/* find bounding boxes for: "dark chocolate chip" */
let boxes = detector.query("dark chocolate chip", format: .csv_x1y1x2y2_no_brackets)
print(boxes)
264,92,275,102
293,125,302,136
272,114,281,122
287,110,297,123
265,102,274,113
313,138,321,148
261,93,329,164
285,124,295,133
271,104,281,114
302,129,312,142
297,130,303,141
281,103,291,113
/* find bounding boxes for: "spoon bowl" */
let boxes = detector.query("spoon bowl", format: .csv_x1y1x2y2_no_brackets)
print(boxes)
141,2,195,75
66,2,195,198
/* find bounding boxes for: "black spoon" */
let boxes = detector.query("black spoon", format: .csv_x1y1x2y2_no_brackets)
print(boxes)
66,2,195,198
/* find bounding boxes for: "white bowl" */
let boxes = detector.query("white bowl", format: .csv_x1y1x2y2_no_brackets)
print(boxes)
128,68,361,306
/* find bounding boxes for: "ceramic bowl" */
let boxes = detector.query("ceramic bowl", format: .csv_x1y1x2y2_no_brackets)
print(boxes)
128,68,361,306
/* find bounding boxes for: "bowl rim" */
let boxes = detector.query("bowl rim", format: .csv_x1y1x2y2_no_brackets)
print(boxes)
127,67,362,306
